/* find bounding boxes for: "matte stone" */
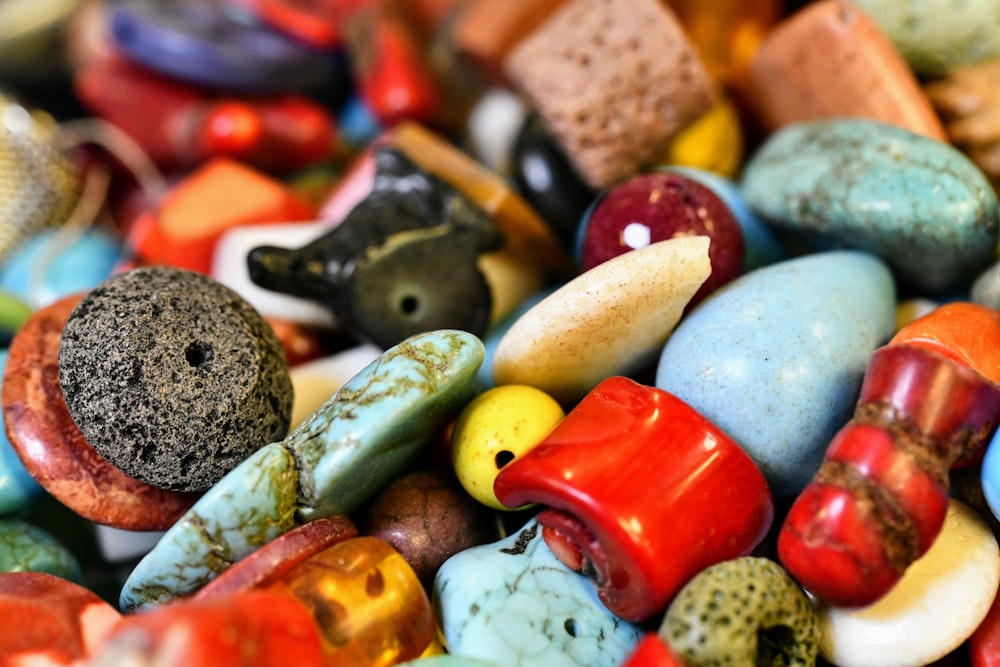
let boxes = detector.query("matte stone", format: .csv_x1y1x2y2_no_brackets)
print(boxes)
0,518,81,582
58,266,293,492
2,294,198,530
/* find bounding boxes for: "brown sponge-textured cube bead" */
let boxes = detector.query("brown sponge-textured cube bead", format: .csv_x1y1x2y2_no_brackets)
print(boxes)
505,0,716,190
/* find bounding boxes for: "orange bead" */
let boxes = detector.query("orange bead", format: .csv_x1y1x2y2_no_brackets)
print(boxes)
889,302,1000,385
270,536,434,667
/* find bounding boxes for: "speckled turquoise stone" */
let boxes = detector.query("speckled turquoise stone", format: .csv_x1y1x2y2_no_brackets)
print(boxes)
656,251,896,498
0,350,45,515
741,119,999,295
120,330,483,611
851,0,1000,76
0,518,81,581
433,519,642,666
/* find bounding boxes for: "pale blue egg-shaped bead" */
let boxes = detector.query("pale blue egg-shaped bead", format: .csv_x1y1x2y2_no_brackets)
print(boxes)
981,427,1000,522
0,518,81,581
0,350,45,515
656,251,896,498
851,0,1000,76
433,519,642,667
740,118,998,295
398,658,502,667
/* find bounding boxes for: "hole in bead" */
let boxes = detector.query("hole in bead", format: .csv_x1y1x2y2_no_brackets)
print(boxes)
495,450,515,469
756,625,796,665
564,618,579,637
185,342,214,368
399,294,421,318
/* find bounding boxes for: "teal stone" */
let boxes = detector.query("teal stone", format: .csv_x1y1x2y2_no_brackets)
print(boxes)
0,518,81,581
397,658,501,667
851,0,1000,76
433,519,642,666
740,119,999,295
0,350,45,515
120,330,483,611
656,251,896,498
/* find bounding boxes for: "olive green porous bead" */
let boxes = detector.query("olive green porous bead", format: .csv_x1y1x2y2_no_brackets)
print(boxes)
660,556,820,667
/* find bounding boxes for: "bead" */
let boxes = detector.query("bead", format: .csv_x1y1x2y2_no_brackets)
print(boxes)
972,259,1000,309
658,98,744,179
363,469,497,586
271,536,435,665
970,576,1000,667
889,301,1000,384
815,500,1000,667
504,0,717,190
494,377,773,622
0,292,31,344
0,349,44,515
659,557,820,667
657,251,896,497
747,1,947,141
741,118,999,295
620,634,686,667
0,518,81,581
3,294,198,529
494,236,712,405
434,519,643,666
58,266,293,492
580,171,743,308
288,345,382,429
450,385,564,509
0,572,121,664
236,0,343,49
91,590,325,667
466,88,529,177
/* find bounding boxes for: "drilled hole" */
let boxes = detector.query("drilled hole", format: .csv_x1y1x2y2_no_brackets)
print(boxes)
564,618,579,637
495,450,515,469
399,295,420,317
185,342,214,368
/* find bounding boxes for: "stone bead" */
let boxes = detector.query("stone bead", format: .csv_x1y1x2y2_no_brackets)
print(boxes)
121,330,484,609
3,294,198,530
433,519,642,666
580,171,744,309
815,500,1000,667
0,518,81,581
851,0,1000,76
0,572,121,665
288,345,382,429
364,469,498,586
271,536,435,665
451,385,565,509
0,349,45,515
747,1,947,141
504,0,717,190
58,265,293,492
740,118,999,295
656,251,896,498
494,236,712,405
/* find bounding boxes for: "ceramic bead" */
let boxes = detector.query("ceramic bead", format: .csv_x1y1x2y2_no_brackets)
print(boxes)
270,536,435,665
657,250,896,497
815,500,1000,667
433,519,643,666
741,118,999,295
451,385,565,509
494,236,712,405
494,376,773,622
363,470,498,586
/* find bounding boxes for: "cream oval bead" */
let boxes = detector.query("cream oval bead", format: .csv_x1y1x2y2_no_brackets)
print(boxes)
451,385,564,510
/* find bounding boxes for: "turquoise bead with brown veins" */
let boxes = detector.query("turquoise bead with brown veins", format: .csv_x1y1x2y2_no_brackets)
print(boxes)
120,330,484,611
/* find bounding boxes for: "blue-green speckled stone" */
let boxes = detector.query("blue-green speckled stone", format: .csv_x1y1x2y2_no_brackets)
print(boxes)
433,519,642,666
0,518,81,581
656,251,896,498
120,330,483,611
741,119,999,295
851,0,1000,76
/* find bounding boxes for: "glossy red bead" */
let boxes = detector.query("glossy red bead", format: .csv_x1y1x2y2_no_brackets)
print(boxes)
621,633,687,667
970,578,1000,667
581,171,744,307
493,376,773,622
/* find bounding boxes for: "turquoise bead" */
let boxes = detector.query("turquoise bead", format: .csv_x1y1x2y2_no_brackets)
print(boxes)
433,519,642,666
120,330,484,610
981,427,1000,522
656,251,896,498
740,119,998,295
398,658,501,667
0,518,82,581
0,350,45,515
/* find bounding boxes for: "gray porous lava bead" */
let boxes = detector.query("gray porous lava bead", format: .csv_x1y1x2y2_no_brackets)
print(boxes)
58,265,293,492
660,556,819,667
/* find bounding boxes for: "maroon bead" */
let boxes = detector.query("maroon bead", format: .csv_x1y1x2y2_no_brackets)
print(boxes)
2,294,199,530
581,171,744,308
363,469,498,587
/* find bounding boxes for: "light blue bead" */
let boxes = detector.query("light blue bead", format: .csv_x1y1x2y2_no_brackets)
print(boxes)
398,658,501,667
656,251,896,498
434,519,642,667
664,166,786,271
0,228,121,306
0,518,82,581
0,350,45,515
981,427,1000,522
120,330,484,610
741,118,998,295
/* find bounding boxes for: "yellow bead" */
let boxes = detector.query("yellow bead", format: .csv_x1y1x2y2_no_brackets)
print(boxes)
450,385,564,510
660,98,744,179
895,298,939,333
